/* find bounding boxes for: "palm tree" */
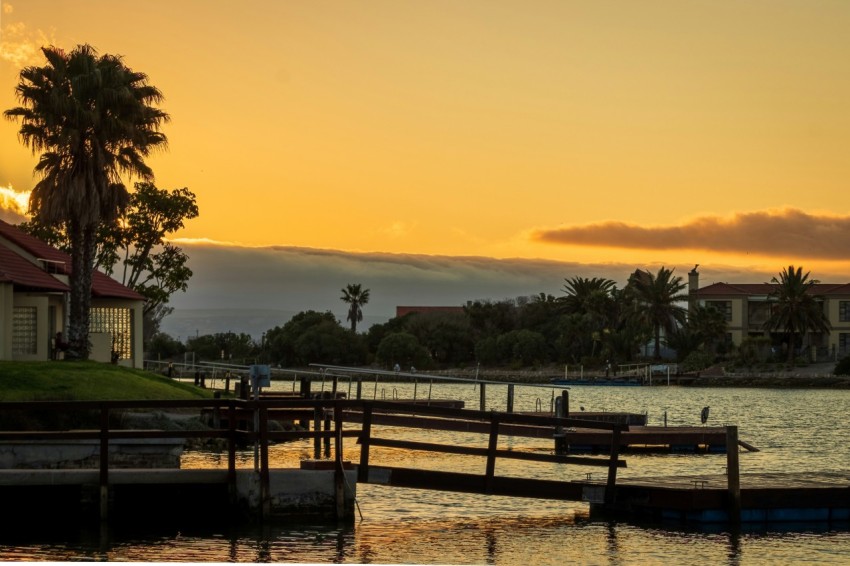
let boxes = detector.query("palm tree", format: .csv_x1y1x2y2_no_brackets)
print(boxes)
341,283,370,332
689,304,728,354
763,265,831,364
560,276,618,360
627,267,688,359
5,45,169,359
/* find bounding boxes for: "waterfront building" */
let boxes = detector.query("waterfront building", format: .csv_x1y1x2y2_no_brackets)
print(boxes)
0,219,144,367
688,267,850,361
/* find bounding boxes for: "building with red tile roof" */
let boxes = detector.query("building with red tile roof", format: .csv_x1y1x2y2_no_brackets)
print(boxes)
0,219,144,367
688,268,850,361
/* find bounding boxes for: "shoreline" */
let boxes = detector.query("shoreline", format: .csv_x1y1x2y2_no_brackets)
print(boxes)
426,367,850,388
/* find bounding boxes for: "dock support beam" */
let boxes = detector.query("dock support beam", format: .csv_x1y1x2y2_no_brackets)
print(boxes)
604,427,622,508
99,404,109,522
726,425,741,525
358,405,373,483
479,383,486,411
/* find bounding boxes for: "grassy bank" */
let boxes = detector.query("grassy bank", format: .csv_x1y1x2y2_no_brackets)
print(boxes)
0,361,214,402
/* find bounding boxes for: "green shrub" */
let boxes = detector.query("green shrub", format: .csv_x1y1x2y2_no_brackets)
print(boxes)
834,355,850,376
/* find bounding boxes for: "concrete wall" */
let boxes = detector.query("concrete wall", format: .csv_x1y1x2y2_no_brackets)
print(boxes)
11,294,49,361
0,283,12,360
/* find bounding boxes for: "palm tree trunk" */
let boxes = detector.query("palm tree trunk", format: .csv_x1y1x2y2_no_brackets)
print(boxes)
66,220,92,360
787,331,796,365
654,325,662,359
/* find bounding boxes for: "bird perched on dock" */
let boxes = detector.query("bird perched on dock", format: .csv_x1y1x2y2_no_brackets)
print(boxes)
700,406,710,424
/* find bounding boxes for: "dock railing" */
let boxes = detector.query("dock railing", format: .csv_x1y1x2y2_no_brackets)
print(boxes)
0,396,628,520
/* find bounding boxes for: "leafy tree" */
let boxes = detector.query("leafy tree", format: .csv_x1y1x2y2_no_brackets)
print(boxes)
264,310,366,366
146,332,186,360
763,265,831,364
20,182,198,341
405,311,473,366
186,332,257,363
341,283,370,332
376,332,430,369
474,336,501,366
464,299,518,339
5,45,168,359
366,313,415,354
294,321,367,366
627,267,688,359
512,329,549,366
265,310,338,367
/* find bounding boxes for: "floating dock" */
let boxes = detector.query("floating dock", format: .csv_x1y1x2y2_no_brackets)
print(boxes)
584,472,850,524
564,425,759,453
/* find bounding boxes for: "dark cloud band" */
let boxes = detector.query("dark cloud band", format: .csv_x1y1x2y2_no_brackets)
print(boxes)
532,209,850,260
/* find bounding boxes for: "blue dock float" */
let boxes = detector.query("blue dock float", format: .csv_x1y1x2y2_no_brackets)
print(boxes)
585,472,850,525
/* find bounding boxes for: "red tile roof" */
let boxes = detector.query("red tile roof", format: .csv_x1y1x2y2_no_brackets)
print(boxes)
0,219,143,300
696,281,850,297
0,243,70,292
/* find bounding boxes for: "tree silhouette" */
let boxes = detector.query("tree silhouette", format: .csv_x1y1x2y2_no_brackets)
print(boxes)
763,265,831,364
5,45,168,358
341,283,370,332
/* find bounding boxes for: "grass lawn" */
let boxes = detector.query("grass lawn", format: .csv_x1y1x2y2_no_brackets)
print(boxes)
0,360,215,402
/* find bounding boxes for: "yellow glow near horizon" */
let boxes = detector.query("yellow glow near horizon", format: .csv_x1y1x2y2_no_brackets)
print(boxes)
0,184,28,214
2,1,850,276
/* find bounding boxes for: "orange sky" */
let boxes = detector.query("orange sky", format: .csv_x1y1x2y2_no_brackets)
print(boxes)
3,0,850,278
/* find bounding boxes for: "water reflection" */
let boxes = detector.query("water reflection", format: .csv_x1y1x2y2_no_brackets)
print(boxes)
2,385,850,563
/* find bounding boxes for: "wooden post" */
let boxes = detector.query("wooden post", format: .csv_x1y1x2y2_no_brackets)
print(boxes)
356,378,363,400
99,404,109,522
485,413,499,493
604,427,622,507
332,376,339,398
334,402,346,519
313,407,322,459
554,392,568,455
323,408,332,458
726,425,742,525
506,384,514,413
227,402,237,506
358,404,373,483
260,407,270,520
300,376,311,398
479,382,487,411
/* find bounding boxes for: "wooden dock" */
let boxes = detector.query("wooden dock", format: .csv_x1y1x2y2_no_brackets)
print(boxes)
584,472,850,524
563,425,759,453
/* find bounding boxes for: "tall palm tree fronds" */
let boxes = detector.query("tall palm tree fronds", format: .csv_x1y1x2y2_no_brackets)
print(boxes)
341,283,370,333
5,44,169,359
627,267,688,359
763,265,830,364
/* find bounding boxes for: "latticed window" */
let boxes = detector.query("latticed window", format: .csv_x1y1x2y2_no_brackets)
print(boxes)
840,301,850,323
90,307,133,359
12,306,37,355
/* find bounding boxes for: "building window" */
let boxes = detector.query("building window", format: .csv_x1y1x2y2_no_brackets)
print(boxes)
12,306,37,355
840,302,850,322
707,301,733,322
90,307,133,360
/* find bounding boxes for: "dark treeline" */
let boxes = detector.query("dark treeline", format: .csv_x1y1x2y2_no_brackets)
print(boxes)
147,267,732,372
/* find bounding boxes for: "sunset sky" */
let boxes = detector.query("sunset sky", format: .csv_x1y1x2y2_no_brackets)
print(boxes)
3,1,850,332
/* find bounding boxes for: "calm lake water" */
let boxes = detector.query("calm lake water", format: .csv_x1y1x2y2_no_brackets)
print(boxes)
1,381,849,564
